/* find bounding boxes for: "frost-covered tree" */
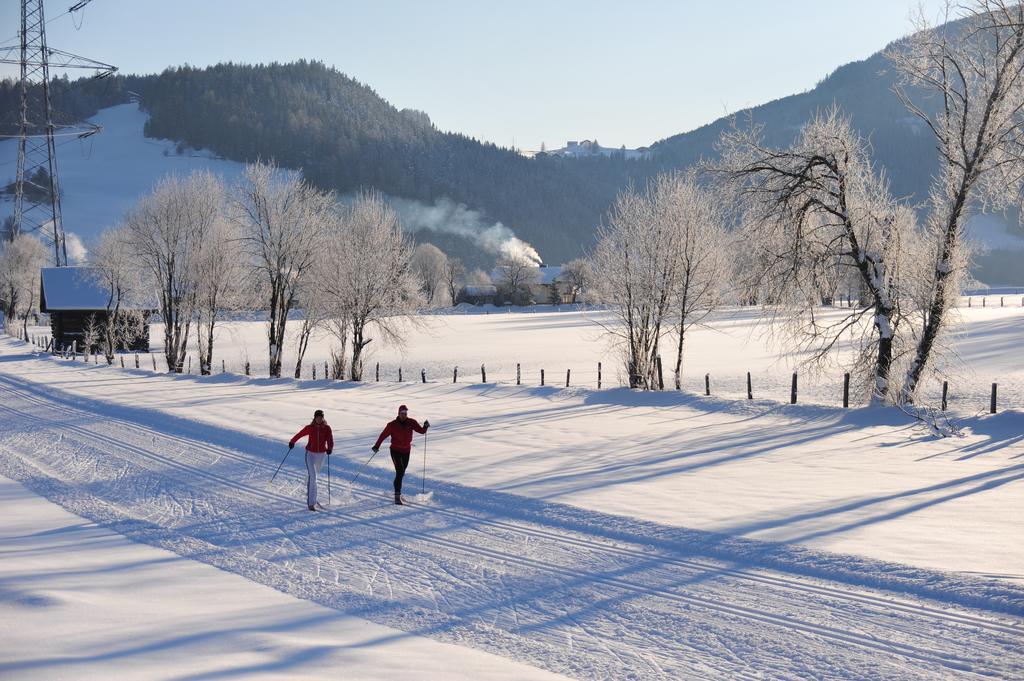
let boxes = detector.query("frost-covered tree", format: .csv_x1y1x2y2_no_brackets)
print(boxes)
888,1,1024,402
589,180,680,390
232,161,334,378
411,242,449,307
90,226,147,364
0,234,47,337
192,207,248,375
719,110,924,403
125,171,220,373
493,256,541,306
557,258,588,304
320,191,422,381
442,256,466,307
660,174,731,390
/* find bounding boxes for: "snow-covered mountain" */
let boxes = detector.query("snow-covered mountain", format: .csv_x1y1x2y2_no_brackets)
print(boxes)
0,103,247,260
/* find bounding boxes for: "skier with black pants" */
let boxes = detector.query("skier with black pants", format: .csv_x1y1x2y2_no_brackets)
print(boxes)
289,409,334,510
372,404,429,504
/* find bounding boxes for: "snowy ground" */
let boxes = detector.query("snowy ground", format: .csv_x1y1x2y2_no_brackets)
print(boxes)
2,306,1023,678
0,475,569,681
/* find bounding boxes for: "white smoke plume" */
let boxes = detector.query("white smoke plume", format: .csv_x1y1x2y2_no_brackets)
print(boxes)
64,232,87,264
389,196,542,266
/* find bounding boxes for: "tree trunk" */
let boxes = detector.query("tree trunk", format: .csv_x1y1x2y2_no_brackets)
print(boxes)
294,318,315,379
350,322,368,381
673,326,686,391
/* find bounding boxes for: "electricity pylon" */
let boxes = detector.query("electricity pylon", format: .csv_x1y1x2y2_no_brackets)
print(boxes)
0,0,115,265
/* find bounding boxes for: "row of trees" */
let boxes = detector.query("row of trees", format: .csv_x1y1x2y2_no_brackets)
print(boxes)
91,162,423,380
592,1,1024,406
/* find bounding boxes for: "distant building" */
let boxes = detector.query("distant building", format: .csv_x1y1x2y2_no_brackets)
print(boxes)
487,264,574,305
39,267,152,352
546,139,651,161
457,285,498,306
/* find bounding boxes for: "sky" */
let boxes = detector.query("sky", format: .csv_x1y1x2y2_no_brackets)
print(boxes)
2,0,949,150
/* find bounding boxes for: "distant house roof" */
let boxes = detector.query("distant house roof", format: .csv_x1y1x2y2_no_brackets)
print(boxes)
463,285,497,297
39,267,155,312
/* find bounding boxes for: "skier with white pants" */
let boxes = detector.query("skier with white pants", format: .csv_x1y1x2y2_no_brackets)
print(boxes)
289,409,334,510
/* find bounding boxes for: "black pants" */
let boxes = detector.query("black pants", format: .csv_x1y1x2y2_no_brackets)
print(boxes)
390,448,410,495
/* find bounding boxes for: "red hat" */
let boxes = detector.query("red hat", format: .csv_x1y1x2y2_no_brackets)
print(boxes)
398,404,408,414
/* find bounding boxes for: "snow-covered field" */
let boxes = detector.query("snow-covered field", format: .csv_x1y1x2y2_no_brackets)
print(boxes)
150,302,1024,414
2,306,1023,679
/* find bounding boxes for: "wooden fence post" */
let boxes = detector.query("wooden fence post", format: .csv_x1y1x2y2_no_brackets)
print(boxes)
398,367,403,382
120,356,124,368
991,383,998,414
790,372,798,404
324,361,328,380
135,354,139,369
704,373,710,396
188,356,192,374
541,369,545,386
598,362,602,389
983,297,986,307
421,368,426,383
154,354,159,371
941,381,948,411
312,365,316,380
375,362,380,382
72,340,77,360
968,297,972,307
747,372,753,400
453,366,458,383
843,372,850,408
481,364,486,383
1001,296,1004,307
516,363,521,386
223,359,226,373
244,360,250,375
566,369,570,387
656,356,664,391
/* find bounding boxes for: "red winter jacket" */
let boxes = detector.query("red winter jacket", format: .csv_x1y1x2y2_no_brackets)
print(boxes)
290,422,334,453
374,418,427,454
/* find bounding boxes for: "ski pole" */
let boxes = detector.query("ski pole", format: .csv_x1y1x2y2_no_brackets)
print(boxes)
350,448,380,484
327,451,331,505
268,447,293,485
421,431,427,494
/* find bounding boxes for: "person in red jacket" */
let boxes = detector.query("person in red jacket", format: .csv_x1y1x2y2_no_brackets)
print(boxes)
372,404,429,504
290,409,334,510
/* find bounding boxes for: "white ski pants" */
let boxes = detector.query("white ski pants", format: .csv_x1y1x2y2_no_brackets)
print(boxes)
305,451,326,506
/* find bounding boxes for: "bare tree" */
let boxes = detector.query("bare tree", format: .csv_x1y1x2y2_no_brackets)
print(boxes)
557,258,588,304
411,242,449,306
126,171,220,373
0,234,47,337
589,180,680,390
90,226,146,364
442,256,466,306
321,191,422,381
493,256,541,306
887,1,1024,402
718,109,923,402
232,161,334,378
661,174,731,390
193,209,247,375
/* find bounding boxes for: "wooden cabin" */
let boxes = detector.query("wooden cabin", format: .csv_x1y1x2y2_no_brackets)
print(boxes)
39,267,151,352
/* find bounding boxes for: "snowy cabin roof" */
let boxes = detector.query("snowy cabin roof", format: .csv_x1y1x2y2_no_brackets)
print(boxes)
39,267,154,312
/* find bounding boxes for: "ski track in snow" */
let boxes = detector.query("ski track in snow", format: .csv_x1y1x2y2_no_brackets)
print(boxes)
0,374,1022,679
